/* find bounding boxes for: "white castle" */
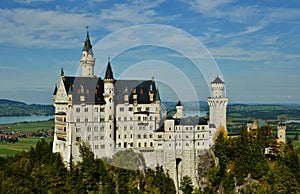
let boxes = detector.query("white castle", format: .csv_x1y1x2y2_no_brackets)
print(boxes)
52,31,228,189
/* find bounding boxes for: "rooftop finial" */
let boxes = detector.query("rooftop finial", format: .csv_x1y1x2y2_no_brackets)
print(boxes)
108,55,110,63
86,26,89,34
61,67,64,76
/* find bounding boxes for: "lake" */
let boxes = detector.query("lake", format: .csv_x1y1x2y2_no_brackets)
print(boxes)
0,115,54,125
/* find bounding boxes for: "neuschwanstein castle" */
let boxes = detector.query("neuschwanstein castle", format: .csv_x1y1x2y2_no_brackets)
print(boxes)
53,30,228,188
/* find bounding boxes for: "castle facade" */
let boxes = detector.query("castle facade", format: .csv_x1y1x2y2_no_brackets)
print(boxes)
52,31,228,189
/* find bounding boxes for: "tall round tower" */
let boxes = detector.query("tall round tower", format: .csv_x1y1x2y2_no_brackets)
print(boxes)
207,76,228,130
103,57,115,157
80,28,95,77
277,122,286,144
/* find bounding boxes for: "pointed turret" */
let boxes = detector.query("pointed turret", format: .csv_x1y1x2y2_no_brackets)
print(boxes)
211,76,224,84
104,57,114,81
176,101,183,107
82,28,93,54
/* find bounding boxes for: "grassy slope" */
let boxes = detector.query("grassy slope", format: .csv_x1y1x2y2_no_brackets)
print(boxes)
0,120,54,157
0,137,53,157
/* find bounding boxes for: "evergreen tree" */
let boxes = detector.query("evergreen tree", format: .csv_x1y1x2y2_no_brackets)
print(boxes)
179,176,193,194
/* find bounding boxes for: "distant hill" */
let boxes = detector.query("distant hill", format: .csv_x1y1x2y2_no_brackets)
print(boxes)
0,99,54,117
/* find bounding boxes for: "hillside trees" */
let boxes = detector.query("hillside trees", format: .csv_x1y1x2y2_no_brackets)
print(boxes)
204,125,300,193
0,139,176,193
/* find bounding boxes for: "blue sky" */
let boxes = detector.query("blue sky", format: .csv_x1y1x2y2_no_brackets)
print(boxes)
0,0,299,104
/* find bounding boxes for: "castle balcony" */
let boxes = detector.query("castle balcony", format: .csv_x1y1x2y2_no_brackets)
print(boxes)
56,131,67,141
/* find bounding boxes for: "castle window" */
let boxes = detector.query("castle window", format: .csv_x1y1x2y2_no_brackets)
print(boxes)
138,143,141,147
100,136,104,140
85,117,88,122
94,136,98,140
120,107,124,112
149,134,153,138
94,107,98,112
138,116,141,121
76,108,80,112
186,143,189,146
130,134,133,138
124,142,127,148
144,134,147,138
130,117,133,121
158,135,162,138
124,126,127,130
76,128,81,133
118,135,120,139
202,126,205,130
100,126,104,131
169,144,171,147
77,117,80,122
109,115,112,120
124,117,127,121
88,135,91,140
144,142,147,147
130,142,133,147
94,117,98,122
87,126,91,132
100,118,104,122
169,135,171,139
198,134,200,138
100,108,105,112
169,127,171,131
118,143,121,147
76,137,81,141
186,135,188,139
130,126,133,130
125,135,127,139
101,145,105,149
129,107,133,111
138,134,141,139
150,116,152,120
95,145,99,149
84,107,88,112
146,107,150,111
118,117,121,121
202,134,205,138
150,142,153,147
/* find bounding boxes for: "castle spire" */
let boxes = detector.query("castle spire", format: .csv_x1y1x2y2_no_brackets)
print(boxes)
82,26,92,53
80,27,95,77
104,57,114,81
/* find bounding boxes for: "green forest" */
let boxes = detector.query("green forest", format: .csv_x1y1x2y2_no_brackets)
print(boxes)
0,125,299,193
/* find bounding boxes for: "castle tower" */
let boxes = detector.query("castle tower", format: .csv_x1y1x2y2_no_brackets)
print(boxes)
173,101,184,119
277,122,286,143
80,28,95,77
103,57,115,157
207,76,228,130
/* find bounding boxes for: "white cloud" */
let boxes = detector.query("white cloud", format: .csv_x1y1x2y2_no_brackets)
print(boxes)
14,0,54,4
0,0,179,48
